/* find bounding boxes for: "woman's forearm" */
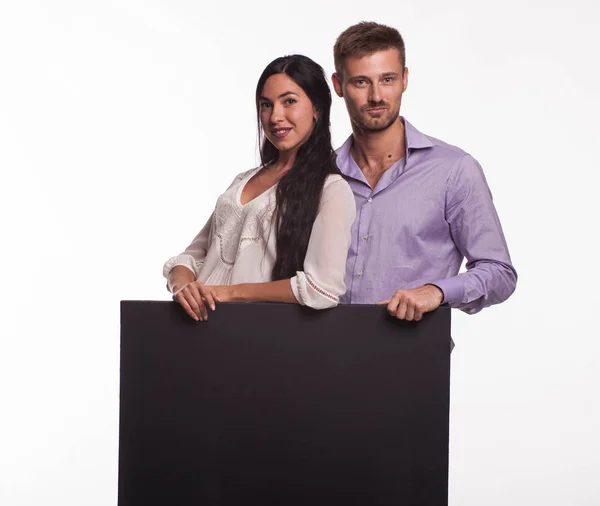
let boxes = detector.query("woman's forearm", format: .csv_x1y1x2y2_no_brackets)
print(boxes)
228,279,298,304
168,265,196,293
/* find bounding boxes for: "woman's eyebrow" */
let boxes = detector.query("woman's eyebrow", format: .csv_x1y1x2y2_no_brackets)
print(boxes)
259,91,299,101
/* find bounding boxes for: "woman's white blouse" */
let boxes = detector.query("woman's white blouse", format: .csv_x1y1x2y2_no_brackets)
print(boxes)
163,167,356,309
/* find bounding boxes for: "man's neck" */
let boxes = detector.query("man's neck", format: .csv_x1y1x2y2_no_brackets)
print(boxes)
350,117,406,175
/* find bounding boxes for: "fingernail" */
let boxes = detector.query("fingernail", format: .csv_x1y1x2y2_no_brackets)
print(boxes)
211,304,216,311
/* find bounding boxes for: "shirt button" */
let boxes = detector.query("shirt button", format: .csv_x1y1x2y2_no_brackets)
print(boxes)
357,271,363,277
367,197,373,203
363,234,369,240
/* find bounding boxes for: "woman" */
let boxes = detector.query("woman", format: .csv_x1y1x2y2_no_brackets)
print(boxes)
163,55,355,321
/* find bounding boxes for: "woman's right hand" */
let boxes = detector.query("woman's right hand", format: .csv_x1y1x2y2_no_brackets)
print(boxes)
173,281,220,321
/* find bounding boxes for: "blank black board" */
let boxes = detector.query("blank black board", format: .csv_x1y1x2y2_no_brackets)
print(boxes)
119,301,451,506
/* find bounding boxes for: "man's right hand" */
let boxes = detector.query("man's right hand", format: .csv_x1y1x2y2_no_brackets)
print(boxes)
378,284,444,321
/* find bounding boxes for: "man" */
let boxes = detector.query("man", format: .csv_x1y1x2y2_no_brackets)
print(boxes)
332,22,517,321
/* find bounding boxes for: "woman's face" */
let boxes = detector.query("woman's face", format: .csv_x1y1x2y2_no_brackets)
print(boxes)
258,73,318,156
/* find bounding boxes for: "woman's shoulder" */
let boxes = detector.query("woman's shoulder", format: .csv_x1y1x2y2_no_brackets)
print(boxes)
225,166,261,190
323,173,352,192
323,173,346,185
319,173,354,210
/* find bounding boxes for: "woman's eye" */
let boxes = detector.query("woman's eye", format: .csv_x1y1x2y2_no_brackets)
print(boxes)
260,102,271,110
285,98,297,105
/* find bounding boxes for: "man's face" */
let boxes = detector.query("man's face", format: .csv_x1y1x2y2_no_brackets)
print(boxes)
333,48,408,133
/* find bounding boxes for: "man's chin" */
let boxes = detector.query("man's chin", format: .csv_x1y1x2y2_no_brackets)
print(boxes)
359,116,396,132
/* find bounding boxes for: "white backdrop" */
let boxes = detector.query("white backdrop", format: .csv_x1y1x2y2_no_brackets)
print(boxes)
1,1,599,505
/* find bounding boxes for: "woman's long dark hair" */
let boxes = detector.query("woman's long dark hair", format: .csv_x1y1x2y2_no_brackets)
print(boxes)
255,54,341,280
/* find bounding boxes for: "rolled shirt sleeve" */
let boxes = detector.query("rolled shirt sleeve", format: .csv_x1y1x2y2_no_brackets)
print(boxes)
290,177,356,309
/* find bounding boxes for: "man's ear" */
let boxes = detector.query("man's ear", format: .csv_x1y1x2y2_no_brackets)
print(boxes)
402,67,409,92
331,73,344,97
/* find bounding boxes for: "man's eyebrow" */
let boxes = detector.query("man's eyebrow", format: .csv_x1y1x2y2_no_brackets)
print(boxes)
348,72,399,80
258,91,299,101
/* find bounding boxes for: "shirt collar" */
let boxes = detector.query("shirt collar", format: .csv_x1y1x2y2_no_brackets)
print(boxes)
336,116,433,180
403,117,434,151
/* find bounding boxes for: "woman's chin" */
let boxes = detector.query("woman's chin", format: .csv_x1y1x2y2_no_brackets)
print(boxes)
269,139,297,153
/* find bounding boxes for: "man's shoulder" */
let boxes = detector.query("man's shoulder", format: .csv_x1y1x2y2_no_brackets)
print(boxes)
404,118,474,165
413,131,488,189
415,135,484,184
423,134,468,157
402,122,490,190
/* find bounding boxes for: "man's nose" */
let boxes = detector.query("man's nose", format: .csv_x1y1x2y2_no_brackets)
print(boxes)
369,83,383,104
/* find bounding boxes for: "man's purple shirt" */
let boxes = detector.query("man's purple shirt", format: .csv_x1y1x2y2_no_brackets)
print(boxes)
336,117,517,314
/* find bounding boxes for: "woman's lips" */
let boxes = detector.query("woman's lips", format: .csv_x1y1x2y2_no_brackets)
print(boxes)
272,128,292,139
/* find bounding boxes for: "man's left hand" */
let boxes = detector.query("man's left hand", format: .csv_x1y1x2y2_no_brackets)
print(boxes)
378,284,444,321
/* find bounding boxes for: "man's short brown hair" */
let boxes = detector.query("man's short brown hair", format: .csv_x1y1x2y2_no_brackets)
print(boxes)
333,22,406,77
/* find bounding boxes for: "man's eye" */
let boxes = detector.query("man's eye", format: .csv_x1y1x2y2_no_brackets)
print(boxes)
355,80,366,86
383,77,393,83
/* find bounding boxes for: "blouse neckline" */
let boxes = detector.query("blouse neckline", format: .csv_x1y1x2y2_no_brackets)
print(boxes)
237,167,278,208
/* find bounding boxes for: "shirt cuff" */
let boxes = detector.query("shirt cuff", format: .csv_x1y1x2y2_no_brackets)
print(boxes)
290,274,305,305
290,272,339,309
429,277,464,305
162,254,199,280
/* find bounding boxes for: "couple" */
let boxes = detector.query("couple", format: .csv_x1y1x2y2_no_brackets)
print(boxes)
163,22,517,322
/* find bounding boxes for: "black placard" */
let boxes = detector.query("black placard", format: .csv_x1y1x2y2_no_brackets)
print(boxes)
119,302,451,506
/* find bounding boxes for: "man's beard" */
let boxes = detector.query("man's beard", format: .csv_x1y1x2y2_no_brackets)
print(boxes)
350,101,399,133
